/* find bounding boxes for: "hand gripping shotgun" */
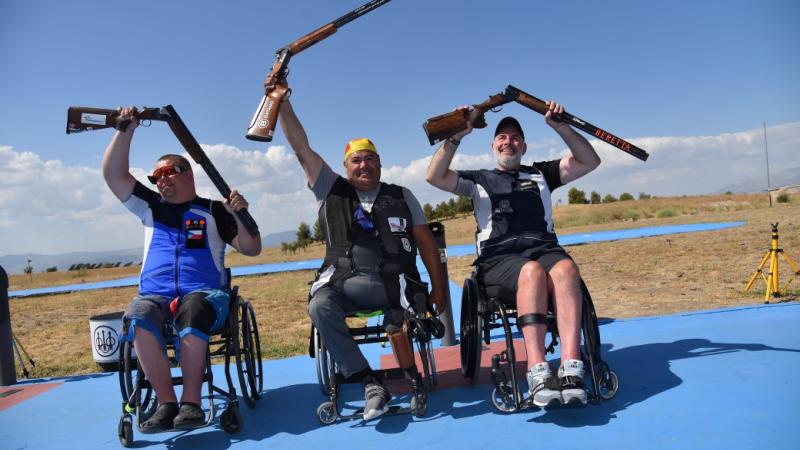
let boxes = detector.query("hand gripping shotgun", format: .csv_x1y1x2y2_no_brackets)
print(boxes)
245,0,392,142
66,105,260,237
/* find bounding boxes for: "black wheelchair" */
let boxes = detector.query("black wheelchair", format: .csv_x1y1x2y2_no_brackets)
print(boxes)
460,270,619,412
117,284,263,446
311,292,443,424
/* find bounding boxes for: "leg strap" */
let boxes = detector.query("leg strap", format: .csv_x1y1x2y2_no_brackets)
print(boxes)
517,313,547,333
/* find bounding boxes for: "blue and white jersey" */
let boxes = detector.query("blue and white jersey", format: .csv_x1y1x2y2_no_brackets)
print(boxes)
455,161,563,259
122,181,237,299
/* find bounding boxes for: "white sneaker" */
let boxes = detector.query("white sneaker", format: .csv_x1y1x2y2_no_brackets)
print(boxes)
558,359,588,406
363,378,391,421
527,362,561,408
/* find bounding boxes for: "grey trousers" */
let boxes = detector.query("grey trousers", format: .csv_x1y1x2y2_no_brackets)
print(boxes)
309,272,390,378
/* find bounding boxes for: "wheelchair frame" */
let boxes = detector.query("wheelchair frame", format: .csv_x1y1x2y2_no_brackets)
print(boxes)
460,272,619,412
116,285,264,446
312,299,439,425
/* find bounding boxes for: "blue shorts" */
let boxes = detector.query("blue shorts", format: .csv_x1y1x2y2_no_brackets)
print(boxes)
122,289,230,348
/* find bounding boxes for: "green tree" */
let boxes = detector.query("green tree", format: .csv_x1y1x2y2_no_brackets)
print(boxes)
638,192,651,200
619,192,634,201
296,222,312,244
312,220,324,242
567,187,588,204
423,203,435,221
590,191,601,204
603,194,618,203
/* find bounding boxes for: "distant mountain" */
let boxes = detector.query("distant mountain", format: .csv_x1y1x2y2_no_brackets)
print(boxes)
261,229,296,248
716,166,800,194
0,248,143,275
0,230,298,275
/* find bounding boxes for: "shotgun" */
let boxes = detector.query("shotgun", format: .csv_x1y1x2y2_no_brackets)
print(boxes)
66,106,261,237
422,86,519,146
507,85,649,161
245,0,392,142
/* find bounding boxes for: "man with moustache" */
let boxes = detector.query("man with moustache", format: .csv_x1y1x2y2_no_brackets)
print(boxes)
426,102,600,407
277,94,447,421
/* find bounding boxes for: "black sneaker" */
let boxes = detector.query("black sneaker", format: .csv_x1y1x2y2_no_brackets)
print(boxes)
140,402,179,433
363,376,391,421
173,402,205,429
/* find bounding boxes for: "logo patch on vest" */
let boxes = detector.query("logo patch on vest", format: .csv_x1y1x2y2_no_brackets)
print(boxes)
185,218,207,249
388,217,408,233
401,237,412,252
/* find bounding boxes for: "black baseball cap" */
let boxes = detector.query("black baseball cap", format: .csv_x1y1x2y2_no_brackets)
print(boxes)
494,116,524,140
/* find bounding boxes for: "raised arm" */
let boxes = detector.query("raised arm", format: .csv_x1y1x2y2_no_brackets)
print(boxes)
278,96,325,187
101,106,138,201
545,101,601,184
426,106,478,192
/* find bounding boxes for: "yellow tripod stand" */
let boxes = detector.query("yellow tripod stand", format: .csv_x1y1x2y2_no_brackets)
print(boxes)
745,223,800,303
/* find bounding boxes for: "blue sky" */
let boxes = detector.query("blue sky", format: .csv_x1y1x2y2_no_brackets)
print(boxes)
1,0,799,256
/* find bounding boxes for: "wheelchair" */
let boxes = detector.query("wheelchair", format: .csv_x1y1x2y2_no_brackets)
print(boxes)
311,292,443,424
116,284,263,447
460,270,619,412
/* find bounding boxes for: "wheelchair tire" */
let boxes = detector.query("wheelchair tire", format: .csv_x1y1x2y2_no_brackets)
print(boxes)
460,277,482,384
120,341,155,419
411,394,427,417
490,386,516,413
118,415,133,448
220,406,243,434
236,300,263,408
597,368,619,400
416,337,437,391
317,401,338,425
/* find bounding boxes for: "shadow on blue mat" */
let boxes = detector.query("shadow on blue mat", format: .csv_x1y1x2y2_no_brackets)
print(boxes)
533,338,800,427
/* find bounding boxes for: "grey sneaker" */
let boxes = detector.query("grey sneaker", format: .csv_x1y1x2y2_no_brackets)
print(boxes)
558,359,588,406
527,362,561,408
363,376,391,421
172,402,205,429
140,402,179,433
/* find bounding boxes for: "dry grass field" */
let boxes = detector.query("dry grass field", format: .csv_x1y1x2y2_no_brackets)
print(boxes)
6,193,799,379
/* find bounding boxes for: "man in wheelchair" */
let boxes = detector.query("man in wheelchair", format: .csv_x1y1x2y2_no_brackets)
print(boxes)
102,107,262,431
426,102,601,407
278,92,447,420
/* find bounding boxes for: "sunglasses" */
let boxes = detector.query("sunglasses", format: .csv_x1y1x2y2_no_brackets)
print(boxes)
147,164,189,184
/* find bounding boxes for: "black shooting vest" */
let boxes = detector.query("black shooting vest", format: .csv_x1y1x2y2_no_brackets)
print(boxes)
315,177,426,322
461,165,559,260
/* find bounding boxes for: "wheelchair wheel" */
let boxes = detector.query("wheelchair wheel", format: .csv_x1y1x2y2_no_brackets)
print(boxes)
597,367,620,400
118,415,133,447
314,329,335,396
317,401,338,425
410,393,427,417
220,406,243,433
236,300,263,408
490,386,516,413
460,277,482,384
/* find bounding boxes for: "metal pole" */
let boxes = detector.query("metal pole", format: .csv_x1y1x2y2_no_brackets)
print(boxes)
764,122,772,207
0,265,17,385
429,223,457,346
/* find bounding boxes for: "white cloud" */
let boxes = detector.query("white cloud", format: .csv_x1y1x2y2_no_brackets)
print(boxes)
1,121,798,256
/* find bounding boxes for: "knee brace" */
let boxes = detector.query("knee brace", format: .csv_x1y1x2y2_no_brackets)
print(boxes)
517,313,547,333
386,322,414,370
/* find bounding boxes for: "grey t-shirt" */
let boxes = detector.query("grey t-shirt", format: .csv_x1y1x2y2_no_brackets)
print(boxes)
311,162,427,271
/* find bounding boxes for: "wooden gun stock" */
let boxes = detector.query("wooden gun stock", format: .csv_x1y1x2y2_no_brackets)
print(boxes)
422,88,518,146
66,107,165,134
507,85,649,161
245,0,392,142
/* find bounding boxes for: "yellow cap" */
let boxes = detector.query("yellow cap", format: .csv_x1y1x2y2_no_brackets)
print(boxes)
344,138,378,160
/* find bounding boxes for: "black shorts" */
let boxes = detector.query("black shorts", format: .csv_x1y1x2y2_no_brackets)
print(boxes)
478,243,573,295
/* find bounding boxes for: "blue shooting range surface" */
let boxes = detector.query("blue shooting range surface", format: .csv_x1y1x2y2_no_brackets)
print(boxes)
8,221,745,298
2,292,798,449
